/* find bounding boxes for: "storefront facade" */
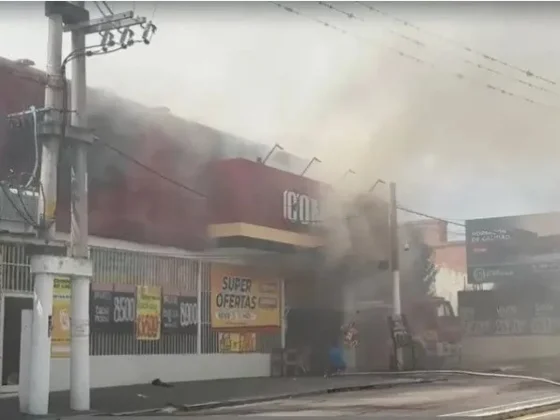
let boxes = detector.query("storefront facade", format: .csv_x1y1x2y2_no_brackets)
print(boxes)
0,157,332,392
0,56,391,391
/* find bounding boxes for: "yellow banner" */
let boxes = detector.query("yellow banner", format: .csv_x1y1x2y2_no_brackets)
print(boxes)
52,277,71,358
136,285,162,341
218,332,257,353
210,264,281,329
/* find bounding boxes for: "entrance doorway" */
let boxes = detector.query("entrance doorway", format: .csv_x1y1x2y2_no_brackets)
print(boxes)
1,294,33,391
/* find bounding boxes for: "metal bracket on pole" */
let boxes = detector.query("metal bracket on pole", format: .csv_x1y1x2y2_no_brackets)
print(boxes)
64,12,146,35
37,121,96,145
64,11,132,31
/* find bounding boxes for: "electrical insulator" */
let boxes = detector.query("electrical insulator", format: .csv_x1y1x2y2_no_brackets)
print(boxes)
142,21,157,45
100,31,115,52
119,28,134,48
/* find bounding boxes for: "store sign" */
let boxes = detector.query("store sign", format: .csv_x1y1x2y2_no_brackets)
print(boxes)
282,190,321,225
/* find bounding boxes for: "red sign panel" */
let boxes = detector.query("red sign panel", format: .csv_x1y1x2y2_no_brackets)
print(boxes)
205,158,327,232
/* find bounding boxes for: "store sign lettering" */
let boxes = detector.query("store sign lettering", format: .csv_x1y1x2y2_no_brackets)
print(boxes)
283,190,321,225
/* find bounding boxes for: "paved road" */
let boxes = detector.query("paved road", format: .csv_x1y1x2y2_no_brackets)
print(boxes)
0,374,433,419
164,376,560,418
6,373,560,419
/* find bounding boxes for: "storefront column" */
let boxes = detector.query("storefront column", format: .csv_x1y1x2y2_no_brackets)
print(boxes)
196,260,202,355
342,284,357,372
281,279,286,349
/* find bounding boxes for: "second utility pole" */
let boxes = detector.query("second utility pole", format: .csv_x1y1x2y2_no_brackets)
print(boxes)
388,182,403,369
69,0,91,411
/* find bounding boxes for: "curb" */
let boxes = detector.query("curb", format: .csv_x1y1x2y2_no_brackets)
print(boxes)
173,377,440,414
106,377,439,416
478,402,560,420
453,399,560,420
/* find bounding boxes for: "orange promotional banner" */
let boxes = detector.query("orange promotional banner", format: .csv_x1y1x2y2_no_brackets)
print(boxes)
135,285,162,341
218,332,257,353
51,277,71,358
210,264,281,329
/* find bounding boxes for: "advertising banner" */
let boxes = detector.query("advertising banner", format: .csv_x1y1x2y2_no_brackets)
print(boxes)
466,211,560,284
210,264,281,329
89,283,113,332
112,284,136,333
135,285,162,340
218,332,257,353
162,294,198,335
458,289,560,336
52,277,71,358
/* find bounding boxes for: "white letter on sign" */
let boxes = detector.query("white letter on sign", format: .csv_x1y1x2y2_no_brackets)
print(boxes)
283,191,299,222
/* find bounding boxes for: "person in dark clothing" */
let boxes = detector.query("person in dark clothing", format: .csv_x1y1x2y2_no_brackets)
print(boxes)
325,338,346,376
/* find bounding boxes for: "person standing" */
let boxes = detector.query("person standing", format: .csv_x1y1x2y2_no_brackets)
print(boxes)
325,338,346,377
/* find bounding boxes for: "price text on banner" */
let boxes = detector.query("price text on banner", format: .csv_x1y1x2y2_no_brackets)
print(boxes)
136,286,162,341
210,264,281,329
111,289,136,333
162,294,198,335
89,284,113,332
52,277,71,358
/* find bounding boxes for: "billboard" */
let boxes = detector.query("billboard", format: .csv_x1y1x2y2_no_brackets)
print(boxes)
466,212,560,284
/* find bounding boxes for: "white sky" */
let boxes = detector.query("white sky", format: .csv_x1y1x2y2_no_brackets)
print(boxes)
2,1,560,226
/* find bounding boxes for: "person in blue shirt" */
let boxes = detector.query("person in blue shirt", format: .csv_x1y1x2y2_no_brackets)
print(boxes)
326,338,346,376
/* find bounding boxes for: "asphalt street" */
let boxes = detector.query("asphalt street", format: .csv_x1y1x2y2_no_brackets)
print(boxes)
7,374,560,420
154,376,560,419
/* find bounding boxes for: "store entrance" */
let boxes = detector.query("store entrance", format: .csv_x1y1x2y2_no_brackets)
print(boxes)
1,294,33,392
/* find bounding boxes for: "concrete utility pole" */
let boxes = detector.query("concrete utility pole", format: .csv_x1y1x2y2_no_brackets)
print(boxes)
21,2,156,414
388,181,403,369
68,1,90,411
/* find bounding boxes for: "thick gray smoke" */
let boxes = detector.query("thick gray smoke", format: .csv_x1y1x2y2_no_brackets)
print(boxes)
131,1,560,220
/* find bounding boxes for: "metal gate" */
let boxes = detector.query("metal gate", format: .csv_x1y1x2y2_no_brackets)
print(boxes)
0,241,280,356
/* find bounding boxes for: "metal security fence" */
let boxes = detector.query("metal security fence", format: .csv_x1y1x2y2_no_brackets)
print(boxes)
0,241,282,355
0,242,32,292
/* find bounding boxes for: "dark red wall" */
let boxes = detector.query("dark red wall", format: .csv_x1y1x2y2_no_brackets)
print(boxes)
0,60,210,250
0,60,327,250
206,158,326,233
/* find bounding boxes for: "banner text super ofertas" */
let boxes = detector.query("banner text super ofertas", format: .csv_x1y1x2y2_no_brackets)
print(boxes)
211,264,281,328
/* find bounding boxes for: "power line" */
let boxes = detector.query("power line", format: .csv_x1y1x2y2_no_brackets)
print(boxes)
324,2,560,100
94,1,108,17
97,140,206,198
93,1,124,34
397,205,466,228
101,1,113,14
273,2,554,110
355,2,559,87
318,1,425,48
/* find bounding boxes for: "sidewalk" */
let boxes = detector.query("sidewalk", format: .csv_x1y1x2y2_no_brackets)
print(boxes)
0,374,430,419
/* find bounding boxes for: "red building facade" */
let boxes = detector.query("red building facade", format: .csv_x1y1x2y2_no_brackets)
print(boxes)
0,57,345,258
